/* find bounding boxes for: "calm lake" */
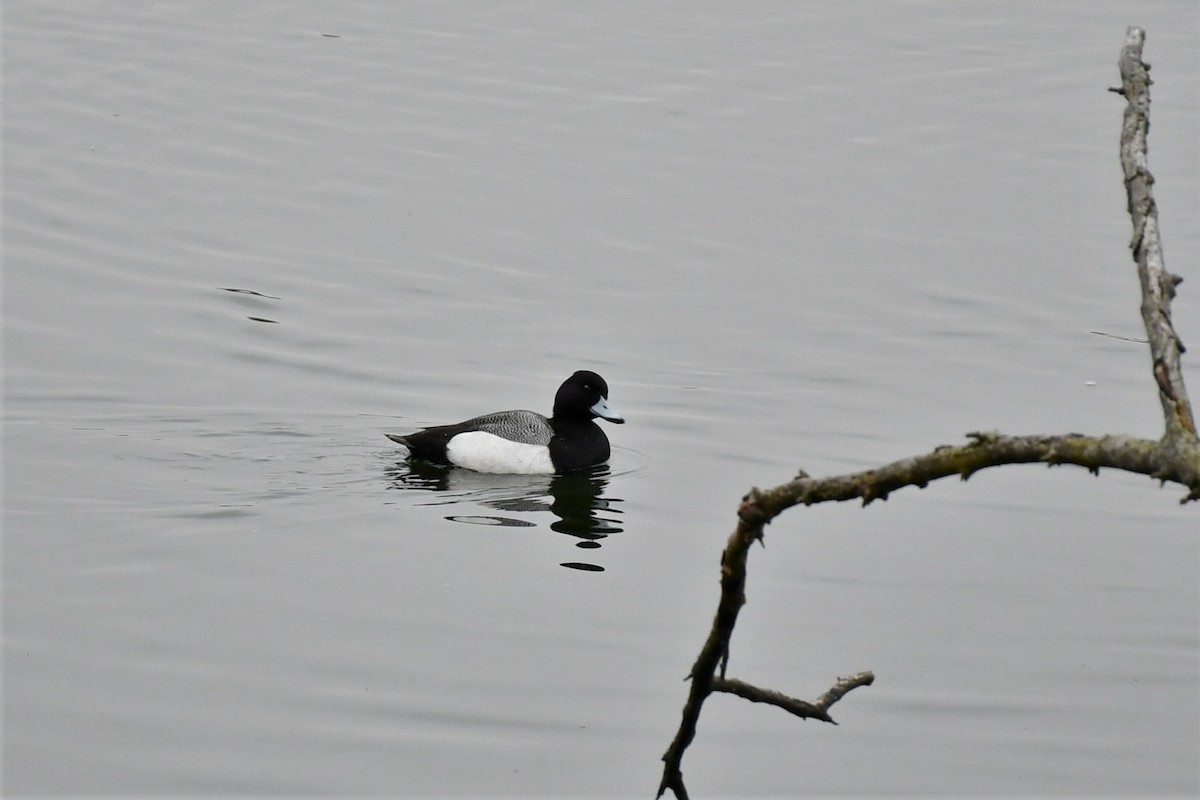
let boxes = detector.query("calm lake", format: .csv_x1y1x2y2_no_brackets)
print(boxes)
4,1,1198,796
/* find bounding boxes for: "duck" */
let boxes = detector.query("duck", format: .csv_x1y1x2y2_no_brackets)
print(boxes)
385,370,624,474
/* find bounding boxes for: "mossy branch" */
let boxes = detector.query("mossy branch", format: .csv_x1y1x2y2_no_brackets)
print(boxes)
658,27,1198,800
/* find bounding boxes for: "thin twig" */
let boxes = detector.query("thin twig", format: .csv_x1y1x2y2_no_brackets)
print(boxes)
1088,330,1147,343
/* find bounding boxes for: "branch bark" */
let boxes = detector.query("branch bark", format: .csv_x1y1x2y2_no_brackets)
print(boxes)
1114,27,1197,442
658,27,1198,799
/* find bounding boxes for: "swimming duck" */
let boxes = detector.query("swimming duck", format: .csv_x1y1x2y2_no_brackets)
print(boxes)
386,370,624,474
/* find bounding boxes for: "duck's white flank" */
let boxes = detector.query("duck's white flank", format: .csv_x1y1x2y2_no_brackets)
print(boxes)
445,431,556,474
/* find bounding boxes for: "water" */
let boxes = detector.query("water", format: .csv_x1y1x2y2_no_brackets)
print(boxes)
4,1,1198,796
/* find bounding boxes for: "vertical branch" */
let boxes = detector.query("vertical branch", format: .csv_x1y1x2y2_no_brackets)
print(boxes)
1114,26,1197,439
657,497,765,799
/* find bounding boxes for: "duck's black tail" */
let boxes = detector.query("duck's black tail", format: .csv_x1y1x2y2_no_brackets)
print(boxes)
384,433,412,448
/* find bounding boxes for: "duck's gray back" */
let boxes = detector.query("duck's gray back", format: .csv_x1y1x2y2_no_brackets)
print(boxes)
465,409,553,445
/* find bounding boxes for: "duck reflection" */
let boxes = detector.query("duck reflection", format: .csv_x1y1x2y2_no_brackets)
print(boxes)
386,460,624,571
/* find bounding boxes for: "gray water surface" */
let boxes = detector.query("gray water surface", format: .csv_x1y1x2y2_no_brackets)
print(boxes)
4,2,1198,796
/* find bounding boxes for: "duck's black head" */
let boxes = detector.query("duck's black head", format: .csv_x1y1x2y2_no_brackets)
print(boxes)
553,370,624,424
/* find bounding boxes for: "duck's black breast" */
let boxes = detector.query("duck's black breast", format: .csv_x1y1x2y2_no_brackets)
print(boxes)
547,419,611,472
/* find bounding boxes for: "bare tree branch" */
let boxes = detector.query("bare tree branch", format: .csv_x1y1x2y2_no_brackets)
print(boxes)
713,672,876,723
752,430,1199,514
658,28,1199,799
1114,26,1196,442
